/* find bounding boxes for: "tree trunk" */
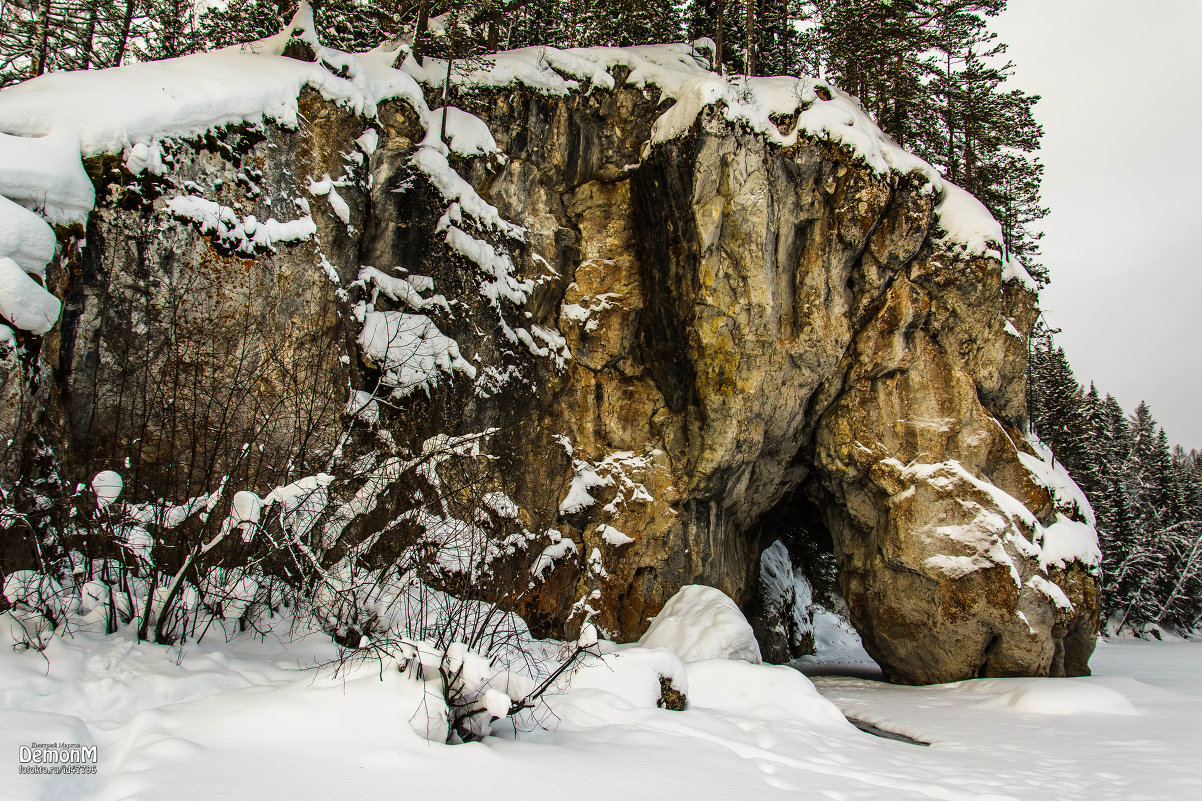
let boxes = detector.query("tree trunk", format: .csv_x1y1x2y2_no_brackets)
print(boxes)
890,54,906,144
138,570,157,641
964,134,974,191
32,0,52,77
715,0,726,75
744,0,755,76
779,2,789,74
413,0,429,62
112,0,138,68
80,0,99,70
945,52,956,181
440,56,453,146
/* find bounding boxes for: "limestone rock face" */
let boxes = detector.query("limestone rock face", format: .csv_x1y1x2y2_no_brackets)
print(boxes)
6,79,1100,684
38,92,368,513
461,87,1099,682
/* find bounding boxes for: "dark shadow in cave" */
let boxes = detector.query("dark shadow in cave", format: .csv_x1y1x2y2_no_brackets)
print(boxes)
746,486,842,608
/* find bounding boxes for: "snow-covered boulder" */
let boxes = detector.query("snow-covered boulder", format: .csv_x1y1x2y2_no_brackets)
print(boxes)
637,585,761,664
685,659,851,728
564,645,688,709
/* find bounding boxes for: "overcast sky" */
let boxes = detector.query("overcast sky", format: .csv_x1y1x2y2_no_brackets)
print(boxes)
989,0,1202,449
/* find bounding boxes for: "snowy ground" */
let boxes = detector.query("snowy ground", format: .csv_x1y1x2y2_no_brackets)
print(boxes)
3,612,1200,801
806,639,1202,799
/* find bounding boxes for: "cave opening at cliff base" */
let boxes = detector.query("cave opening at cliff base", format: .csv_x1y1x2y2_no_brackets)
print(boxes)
745,486,844,664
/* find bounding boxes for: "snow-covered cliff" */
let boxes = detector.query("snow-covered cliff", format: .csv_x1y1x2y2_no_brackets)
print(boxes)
0,8,1099,683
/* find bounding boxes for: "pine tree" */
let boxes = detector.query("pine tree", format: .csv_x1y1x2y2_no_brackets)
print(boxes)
1157,445,1202,628
196,0,297,51
1101,395,1151,626
1106,402,1202,632
316,0,414,52
0,0,156,85
1029,345,1086,473
578,0,682,48
507,0,573,49
783,1,1047,284
1127,403,1171,531
1027,321,1089,477
687,0,746,74
812,0,935,147
141,0,200,60
923,1,1047,281
1025,331,1202,631
1075,383,1107,502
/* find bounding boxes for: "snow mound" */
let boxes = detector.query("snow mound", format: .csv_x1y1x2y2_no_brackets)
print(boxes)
565,646,687,708
90,470,124,506
977,679,1137,716
0,130,94,225
1038,514,1102,572
686,659,850,728
933,182,1005,261
638,584,761,663
812,607,864,654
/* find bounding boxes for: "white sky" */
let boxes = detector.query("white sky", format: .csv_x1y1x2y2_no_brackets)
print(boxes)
990,0,1202,450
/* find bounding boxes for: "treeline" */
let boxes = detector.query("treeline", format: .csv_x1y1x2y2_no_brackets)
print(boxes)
0,0,1047,280
1029,326,1202,635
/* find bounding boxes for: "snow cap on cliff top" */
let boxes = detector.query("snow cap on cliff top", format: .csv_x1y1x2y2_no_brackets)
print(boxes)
933,182,1004,260
402,43,1013,267
0,4,427,157
0,7,1009,269
397,42,1004,263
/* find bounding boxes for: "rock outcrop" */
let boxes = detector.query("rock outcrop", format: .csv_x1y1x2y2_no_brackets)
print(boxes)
0,36,1101,684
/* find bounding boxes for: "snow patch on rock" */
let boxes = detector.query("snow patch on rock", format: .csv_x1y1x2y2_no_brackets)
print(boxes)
355,306,476,397
165,195,316,253
0,195,56,276
0,257,61,336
